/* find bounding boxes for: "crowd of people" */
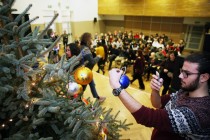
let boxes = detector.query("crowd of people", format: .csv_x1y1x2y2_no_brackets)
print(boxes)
88,30,186,94
46,29,188,95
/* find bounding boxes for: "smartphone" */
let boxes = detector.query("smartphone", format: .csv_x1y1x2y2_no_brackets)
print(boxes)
156,71,160,81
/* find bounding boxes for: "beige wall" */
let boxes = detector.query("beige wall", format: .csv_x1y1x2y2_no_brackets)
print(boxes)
70,20,105,41
101,16,187,42
104,20,124,33
55,23,63,35
124,16,186,42
99,0,210,17
31,23,63,35
31,18,186,42
31,24,46,33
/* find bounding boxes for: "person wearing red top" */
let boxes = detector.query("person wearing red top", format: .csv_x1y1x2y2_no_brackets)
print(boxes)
108,52,210,139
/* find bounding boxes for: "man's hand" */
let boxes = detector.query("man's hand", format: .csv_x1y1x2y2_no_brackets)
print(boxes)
108,68,122,89
150,74,163,92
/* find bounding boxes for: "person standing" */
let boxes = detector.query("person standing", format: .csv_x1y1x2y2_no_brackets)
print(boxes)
159,51,179,95
63,30,69,48
95,39,108,75
108,52,210,139
130,50,145,90
108,44,119,70
80,32,106,102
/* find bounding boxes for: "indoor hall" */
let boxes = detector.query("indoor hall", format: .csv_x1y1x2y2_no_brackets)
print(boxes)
1,0,210,140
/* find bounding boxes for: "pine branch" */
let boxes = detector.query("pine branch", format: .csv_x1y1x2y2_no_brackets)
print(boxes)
0,4,9,14
3,21,18,29
14,4,32,23
37,35,62,57
19,25,31,38
38,13,59,39
15,16,39,34
0,15,12,22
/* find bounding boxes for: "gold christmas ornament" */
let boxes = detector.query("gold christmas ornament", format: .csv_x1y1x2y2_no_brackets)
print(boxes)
74,66,93,85
76,84,83,94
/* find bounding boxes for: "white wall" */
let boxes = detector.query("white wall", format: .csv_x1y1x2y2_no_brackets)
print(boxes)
69,0,98,22
12,0,71,24
12,0,99,23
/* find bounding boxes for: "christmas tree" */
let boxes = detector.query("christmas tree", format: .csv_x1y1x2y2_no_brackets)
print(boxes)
0,0,132,139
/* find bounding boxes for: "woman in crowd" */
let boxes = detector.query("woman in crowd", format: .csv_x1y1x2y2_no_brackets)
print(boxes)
65,43,80,60
79,32,106,102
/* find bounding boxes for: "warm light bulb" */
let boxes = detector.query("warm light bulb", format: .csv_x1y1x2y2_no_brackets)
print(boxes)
31,82,35,86
25,104,29,108
96,122,99,128
9,119,13,122
2,124,5,127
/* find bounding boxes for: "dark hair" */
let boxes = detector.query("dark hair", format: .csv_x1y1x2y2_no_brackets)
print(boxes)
80,32,92,47
137,49,145,61
66,43,80,56
185,52,210,74
101,39,106,45
185,52,210,88
169,50,178,57
47,28,53,37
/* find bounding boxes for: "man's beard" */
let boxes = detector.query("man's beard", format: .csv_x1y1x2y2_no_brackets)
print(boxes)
181,76,200,92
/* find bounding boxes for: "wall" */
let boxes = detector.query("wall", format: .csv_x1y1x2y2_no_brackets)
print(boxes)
101,15,124,32
68,0,106,39
12,0,104,39
12,0,70,24
98,0,210,17
71,20,105,40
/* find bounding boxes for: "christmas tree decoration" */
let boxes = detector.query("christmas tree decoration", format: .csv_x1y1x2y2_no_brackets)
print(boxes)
67,82,79,96
103,127,108,135
119,75,130,89
0,1,132,140
74,66,93,85
119,67,130,89
82,98,89,105
77,84,83,94
73,93,79,98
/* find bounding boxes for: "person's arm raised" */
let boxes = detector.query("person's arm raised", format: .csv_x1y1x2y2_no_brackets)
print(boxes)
109,68,142,113
150,73,163,108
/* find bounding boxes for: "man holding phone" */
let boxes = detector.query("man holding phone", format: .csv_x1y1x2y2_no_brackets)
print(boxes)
108,52,210,139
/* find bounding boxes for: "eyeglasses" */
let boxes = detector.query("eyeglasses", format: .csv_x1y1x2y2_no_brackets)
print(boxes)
180,69,200,78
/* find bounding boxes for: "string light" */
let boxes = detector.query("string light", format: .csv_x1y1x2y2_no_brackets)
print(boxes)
1,124,5,127
31,82,35,86
96,121,99,128
25,104,29,108
9,119,13,122
101,129,107,140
